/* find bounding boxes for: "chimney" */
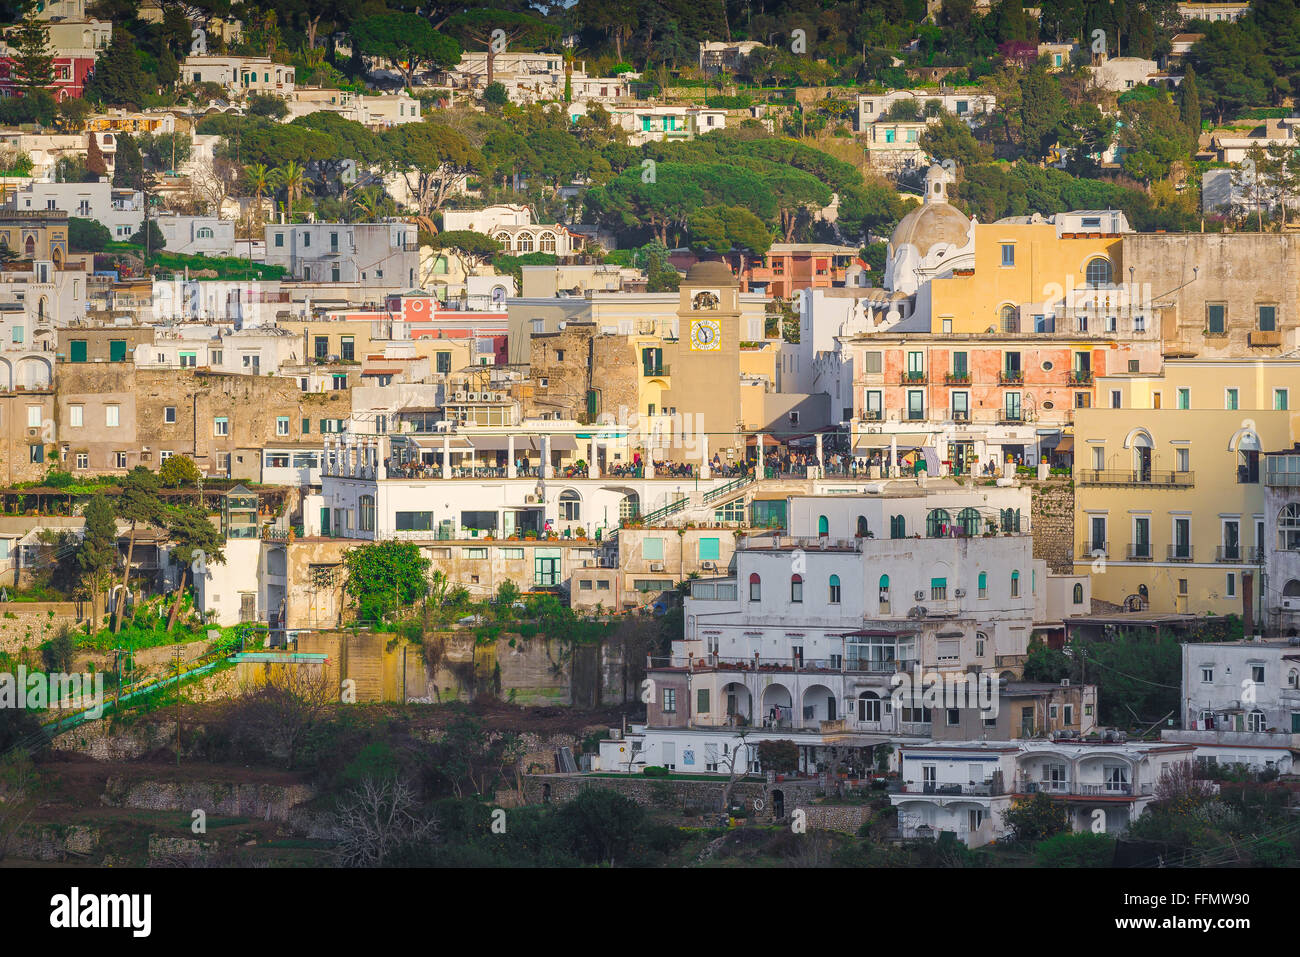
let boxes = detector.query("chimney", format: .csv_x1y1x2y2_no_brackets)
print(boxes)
1243,571,1254,637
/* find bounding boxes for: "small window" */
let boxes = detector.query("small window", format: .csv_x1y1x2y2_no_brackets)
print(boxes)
828,574,841,604
105,405,120,428
214,416,229,436
790,574,803,603
749,573,761,602
1010,570,1020,598
1000,244,1015,267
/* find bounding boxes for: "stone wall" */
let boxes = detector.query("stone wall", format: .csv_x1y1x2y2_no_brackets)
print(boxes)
521,772,823,818
101,777,318,821
793,803,872,833
1031,479,1075,574
0,602,86,656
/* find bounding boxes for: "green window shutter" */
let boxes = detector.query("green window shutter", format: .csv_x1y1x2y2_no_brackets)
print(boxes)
109,339,127,361
699,537,720,561
69,340,87,362
643,537,664,561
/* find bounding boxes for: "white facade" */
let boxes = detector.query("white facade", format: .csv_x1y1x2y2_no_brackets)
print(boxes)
181,56,295,96
855,89,996,131
442,204,532,234
261,222,419,289
156,213,237,257
592,104,727,145
194,536,262,626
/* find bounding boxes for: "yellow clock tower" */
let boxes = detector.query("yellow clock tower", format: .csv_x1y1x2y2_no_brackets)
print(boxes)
663,259,744,465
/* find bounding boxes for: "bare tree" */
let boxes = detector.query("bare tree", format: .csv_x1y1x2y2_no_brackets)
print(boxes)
1154,759,1219,804
719,730,752,814
334,776,438,867
236,664,337,769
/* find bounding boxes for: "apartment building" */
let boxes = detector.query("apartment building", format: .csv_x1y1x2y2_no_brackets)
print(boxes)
855,89,997,129
182,55,295,96
5,180,144,241
1072,359,1300,616
261,222,419,290
156,213,237,257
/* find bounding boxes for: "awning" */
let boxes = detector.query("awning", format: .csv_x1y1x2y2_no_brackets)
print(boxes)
410,435,473,451
1054,436,1074,455
745,434,780,447
467,435,514,451
543,435,579,451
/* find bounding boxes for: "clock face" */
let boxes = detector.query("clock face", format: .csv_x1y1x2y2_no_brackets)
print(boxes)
690,318,721,351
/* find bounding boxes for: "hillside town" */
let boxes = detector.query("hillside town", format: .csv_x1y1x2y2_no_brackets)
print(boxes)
0,0,1292,888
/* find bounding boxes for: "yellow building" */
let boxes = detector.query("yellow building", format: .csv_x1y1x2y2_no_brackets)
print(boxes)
1073,359,1300,615
0,210,70,264
927,217,1128,335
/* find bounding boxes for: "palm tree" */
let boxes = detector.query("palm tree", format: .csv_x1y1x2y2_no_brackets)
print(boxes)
351,186,384,222
271,160,312,221
245,162,271,226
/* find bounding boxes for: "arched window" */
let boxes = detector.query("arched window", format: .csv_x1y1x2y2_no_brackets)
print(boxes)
890,514,906,539
818,515,829,538
926,508,951,537
1248,709,1267,732
999,303,1017,332
978,571,987,598
516,232,534,253
828,574,841,604
1279,504,1300,550
1073,582,1084,604
493,232,511,252
749,573,761,601
1001,508,1021,532
856,515,868,537
1285,580,1300,598
790,574,803,603
1010,569,1020,598
24,235,35,258
858,691,881,722
879,574,890,606
539,231,557,253
358,494,375,531
559,488,581,520
197,227,215,239
957,507,981,537
1085,257,1113,287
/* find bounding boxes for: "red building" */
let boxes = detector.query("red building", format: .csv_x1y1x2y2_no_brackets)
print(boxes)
0,55,95,100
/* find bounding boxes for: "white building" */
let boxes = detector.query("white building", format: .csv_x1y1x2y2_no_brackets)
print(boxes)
1264,445,1300,634
156,213,237,257
589,104,727,145
1161,638,1300,773
181,55,295,96
855,89,996,131
442,204,533,234
261,221,419,289
3,179,143,240
890,738,1195,846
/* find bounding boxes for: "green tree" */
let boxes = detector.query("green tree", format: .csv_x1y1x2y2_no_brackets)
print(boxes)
919,113,994,171
270,160,312,220
428,229,502,274
756,739,799,773
482,81,508,108
68,217,111,252
248,92,290,119
1018,63,1067,160
381,122,481,216
158,454,201,487
129,219,166,251
88,28,149,109
556,788,645,865
10,11,53,95
1001,792,1069,842
686,204,771,277
165,504,225,630
76,493,118,625
156,44,179,87
350,12,461,89
1180,62,1202,138
343,541,431,622
112,467,166,634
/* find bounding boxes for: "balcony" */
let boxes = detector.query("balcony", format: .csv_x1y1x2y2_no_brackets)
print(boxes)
1249,330,1282,348
641,365,668,377
998,371,1023,385
1079,541,1107,558
1215,544,1245,563
1076,469,1194,488
944,372,971,385
1068,370,1093,386
861,409,883,422
998,411,1025,424
900,371,928,385
949,408,970,422
1126,544,1154,561
898,781,1004,797
1167,544,1194,562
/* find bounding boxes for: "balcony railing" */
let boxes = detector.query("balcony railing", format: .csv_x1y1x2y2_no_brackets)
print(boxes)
998,411,1025,424
1216,544,1244,563
861,409,883,421
1079,541,1107,558
1077,469,1195,488
999,371,1023,385
1167,544,1194,562
944,372,971,385
900,371,928,385
949,409,970,422
1126,544,1153,561
1068,370,1093,386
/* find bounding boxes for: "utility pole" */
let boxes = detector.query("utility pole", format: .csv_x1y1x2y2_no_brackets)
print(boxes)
174,644,182,765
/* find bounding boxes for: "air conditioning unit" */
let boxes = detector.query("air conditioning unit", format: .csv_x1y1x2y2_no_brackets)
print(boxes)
954,588,966,598
701,561,716,570
26,428,38,438
454,392,467,401
650,562,665,572
914,590,926,601
1060,678,1071,687
524,494,539,503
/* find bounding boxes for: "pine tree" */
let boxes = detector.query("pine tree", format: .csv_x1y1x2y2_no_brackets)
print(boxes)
1180,64,1202,141
11,12,53,95
76,494,118,627
156,45,179,88
89,28,148,109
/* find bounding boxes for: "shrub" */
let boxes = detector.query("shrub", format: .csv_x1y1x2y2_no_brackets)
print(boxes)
1034,831,1116,867
642,765,670,777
